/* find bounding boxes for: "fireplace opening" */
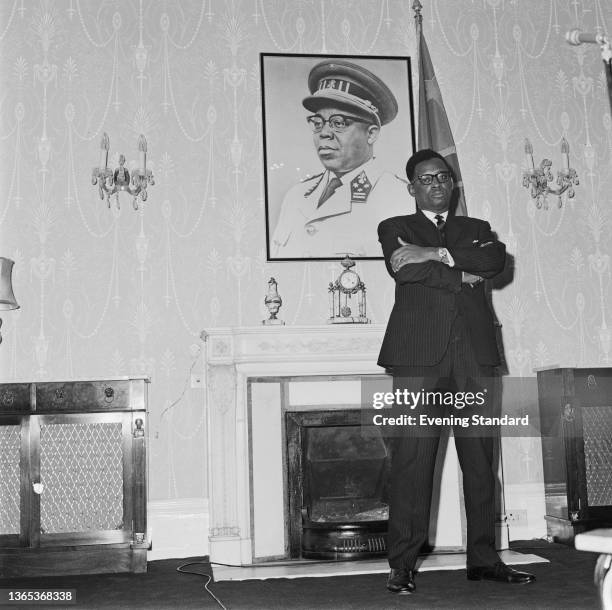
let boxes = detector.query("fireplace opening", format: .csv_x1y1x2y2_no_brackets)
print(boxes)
286,410,390,560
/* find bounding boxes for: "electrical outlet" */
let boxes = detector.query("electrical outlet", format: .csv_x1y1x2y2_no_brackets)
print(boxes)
190,373,204,389
507,509,528,525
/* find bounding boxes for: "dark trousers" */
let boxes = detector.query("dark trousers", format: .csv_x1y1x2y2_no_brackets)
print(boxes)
387,314,500,570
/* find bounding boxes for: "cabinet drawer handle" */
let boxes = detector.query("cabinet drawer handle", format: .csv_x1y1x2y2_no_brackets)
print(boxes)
104,386,115,402
33,483,44,495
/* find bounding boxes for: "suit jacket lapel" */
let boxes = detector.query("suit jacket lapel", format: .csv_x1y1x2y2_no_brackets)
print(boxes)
444,216,466,248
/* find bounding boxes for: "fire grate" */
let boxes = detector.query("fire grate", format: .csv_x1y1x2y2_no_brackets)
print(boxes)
286,410,390,560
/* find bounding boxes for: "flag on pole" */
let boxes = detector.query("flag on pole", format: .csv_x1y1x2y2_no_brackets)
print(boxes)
414,2,467,216
604,53,612,118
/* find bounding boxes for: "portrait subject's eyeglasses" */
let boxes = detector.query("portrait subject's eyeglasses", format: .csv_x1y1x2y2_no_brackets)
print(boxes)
306,114,370,133
414,171,452,185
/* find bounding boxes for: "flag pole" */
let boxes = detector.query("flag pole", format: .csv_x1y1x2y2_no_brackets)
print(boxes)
412,0,428,151
412,0,424,141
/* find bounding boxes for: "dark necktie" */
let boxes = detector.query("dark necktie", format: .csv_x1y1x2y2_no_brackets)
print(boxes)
435,214,446,244
317,177,342,208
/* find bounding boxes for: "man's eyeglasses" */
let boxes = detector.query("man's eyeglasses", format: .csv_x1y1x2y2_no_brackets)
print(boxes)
414,171,452,185
306,114,370,133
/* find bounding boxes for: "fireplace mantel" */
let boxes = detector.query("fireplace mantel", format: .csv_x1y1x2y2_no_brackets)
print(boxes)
204,324,387,370
203,325,471,565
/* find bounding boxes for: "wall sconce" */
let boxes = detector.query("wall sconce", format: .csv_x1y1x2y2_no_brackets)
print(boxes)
91,133,155,210
0,257,19,345
522,138,579,209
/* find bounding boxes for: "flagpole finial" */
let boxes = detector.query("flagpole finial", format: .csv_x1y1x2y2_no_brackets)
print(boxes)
412,0,423,25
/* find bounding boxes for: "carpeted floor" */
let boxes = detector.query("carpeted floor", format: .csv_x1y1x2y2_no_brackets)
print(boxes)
0,540,601,609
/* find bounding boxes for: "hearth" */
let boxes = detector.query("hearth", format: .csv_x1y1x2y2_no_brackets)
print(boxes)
286,409,390,560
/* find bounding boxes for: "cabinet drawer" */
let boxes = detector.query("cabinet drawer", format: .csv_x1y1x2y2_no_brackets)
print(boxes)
0,384,31,414
36,381,131,412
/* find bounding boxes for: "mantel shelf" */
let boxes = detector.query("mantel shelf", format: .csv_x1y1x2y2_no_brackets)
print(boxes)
203,324,387,368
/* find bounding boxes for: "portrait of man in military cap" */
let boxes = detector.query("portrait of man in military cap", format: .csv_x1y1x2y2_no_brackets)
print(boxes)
261,54,416,260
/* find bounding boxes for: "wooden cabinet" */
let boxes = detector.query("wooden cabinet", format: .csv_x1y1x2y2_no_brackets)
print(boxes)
0,377,149,577
537,367,612,544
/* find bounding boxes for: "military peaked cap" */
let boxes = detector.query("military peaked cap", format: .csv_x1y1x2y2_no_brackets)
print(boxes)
302,59,398,126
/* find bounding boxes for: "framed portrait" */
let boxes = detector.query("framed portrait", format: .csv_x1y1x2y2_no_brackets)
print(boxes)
261,53,416,261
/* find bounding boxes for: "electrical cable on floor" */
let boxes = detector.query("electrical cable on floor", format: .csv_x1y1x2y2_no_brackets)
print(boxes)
177,562,227,610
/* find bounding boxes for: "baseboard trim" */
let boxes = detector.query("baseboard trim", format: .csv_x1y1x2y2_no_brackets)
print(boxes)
147,497,209,561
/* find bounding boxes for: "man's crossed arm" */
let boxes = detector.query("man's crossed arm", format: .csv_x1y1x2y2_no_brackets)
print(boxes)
390,237,488,285
378,218,506,292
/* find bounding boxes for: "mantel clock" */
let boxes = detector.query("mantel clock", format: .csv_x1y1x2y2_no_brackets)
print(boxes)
327,255,370,324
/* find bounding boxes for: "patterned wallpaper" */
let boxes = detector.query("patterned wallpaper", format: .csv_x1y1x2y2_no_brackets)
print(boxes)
0,0,610,501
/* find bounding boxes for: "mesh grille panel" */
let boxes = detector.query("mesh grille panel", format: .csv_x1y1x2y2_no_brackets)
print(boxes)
0,426,21,534
40,422,124,533
583,406,612,507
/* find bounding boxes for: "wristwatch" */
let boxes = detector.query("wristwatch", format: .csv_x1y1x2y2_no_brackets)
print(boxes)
438,247,449,264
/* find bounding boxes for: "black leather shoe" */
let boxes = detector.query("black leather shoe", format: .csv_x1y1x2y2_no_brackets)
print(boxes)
467,562,535,584
387,568,416,594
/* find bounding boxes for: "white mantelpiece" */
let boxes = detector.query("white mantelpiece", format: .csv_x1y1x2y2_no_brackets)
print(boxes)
203,325,469,565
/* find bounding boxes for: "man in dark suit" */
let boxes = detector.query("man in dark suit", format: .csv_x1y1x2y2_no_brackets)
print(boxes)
377,149,535,595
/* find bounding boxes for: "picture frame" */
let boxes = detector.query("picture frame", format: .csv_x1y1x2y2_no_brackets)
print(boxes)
261,53,416,261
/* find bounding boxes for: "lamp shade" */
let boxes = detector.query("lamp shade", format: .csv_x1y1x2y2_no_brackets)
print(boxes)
0,257,19,311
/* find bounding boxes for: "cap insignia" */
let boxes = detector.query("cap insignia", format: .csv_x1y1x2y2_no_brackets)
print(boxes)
319,78,351,93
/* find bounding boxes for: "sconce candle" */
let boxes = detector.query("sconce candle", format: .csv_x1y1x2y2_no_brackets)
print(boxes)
561,137,570,171
524,138,535,171
138,135,147,174
99,133,109,170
